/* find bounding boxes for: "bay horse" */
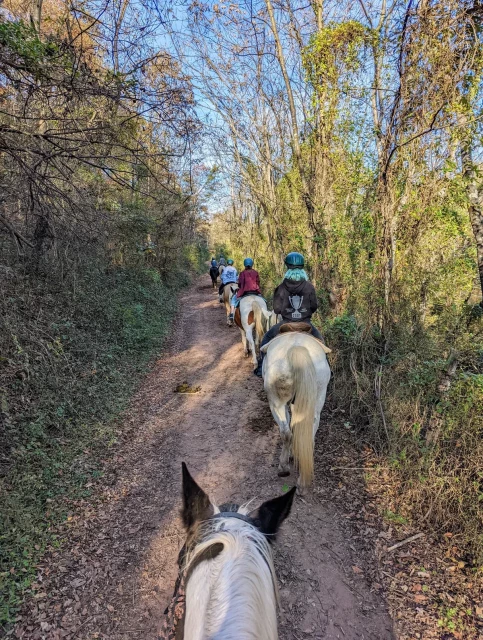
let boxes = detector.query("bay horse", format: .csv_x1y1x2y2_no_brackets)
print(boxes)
161,463,295,640
209,266,219,288
234,297,276,370
222,283,238,325
261,328,331,493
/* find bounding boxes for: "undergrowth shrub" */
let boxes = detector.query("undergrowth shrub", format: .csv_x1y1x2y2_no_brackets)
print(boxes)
326,312,483,565
0,252,202,626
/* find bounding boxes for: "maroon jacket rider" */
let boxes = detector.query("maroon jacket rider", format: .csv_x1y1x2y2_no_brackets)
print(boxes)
229,257,262,320
236,258,261,297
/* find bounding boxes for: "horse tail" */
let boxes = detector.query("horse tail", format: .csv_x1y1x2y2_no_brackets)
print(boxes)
252,300,265,342
288,345,317,488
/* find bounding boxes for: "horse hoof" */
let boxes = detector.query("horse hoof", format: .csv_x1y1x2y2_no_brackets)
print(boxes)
296,484,308,496
277,470,290,477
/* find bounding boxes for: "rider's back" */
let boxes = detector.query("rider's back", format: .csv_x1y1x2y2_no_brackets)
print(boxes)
221,266,237,284
273,279,317,322
237,269,261,296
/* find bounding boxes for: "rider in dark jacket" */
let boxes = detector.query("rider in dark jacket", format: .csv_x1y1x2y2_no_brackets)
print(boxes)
254,252,323,376
273,277,318,322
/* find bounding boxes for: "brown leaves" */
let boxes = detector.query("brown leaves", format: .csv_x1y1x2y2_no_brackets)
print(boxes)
413,594,427,603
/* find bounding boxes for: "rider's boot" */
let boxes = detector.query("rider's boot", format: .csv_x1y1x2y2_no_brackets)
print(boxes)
228,312,234,321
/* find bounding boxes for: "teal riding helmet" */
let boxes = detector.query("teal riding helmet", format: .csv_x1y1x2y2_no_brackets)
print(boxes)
227,259,234,265
284,252,305,268
244,257,254,267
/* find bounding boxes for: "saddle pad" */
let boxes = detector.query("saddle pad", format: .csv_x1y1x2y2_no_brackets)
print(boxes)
260,333,332,355
279,322,312,334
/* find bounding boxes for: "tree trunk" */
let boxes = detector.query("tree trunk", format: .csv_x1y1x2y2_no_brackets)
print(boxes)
32,0,43,32
264,0,317,229
461,146,483,305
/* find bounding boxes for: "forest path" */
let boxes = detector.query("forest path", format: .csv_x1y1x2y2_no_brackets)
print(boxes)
16,275,395,640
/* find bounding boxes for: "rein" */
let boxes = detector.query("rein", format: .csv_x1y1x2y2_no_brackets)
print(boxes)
159,511,256,640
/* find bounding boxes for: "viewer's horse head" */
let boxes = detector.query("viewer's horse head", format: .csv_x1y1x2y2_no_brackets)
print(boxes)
162,463,296,640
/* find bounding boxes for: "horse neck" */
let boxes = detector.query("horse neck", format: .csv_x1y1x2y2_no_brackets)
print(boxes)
184,524,278,640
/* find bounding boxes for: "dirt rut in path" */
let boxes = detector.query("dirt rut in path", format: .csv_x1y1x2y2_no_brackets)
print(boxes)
15,277,395,640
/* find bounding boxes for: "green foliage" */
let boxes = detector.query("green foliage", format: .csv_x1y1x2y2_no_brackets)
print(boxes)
328,311,483,565
303,21,368,88
0,20,59,71
0,260,190,626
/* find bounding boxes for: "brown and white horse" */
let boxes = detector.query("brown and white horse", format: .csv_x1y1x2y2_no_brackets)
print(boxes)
234,297,276,369
161,463,295,640
222,283,238,325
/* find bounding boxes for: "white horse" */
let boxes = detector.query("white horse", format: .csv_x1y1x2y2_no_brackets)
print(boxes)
261,331,331,492
162,463,295,640
234,297,269,368
222,283,238,325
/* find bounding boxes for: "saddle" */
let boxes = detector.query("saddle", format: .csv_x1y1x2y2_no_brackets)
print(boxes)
260,326,332,354
279,322,312,334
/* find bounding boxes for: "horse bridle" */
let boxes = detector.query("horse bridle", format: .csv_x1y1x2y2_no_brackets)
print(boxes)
159,511,258,640
212,511,254,524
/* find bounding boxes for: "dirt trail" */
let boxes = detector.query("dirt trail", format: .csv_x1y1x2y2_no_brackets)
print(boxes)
16,276,395,640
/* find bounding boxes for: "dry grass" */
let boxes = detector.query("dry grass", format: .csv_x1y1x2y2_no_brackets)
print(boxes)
326,313,483,566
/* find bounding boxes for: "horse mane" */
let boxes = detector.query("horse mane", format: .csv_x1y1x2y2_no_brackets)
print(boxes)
183,515,279,640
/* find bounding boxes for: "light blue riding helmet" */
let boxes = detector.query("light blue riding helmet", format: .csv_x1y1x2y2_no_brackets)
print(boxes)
244,257,254,268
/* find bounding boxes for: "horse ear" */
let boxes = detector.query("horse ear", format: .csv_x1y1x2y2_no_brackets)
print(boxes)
250,487,296,539
181,462,214,531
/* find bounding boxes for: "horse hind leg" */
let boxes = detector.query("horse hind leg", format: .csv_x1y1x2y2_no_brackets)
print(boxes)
245,325,258,367
269,399,291,477
239,328,248,356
